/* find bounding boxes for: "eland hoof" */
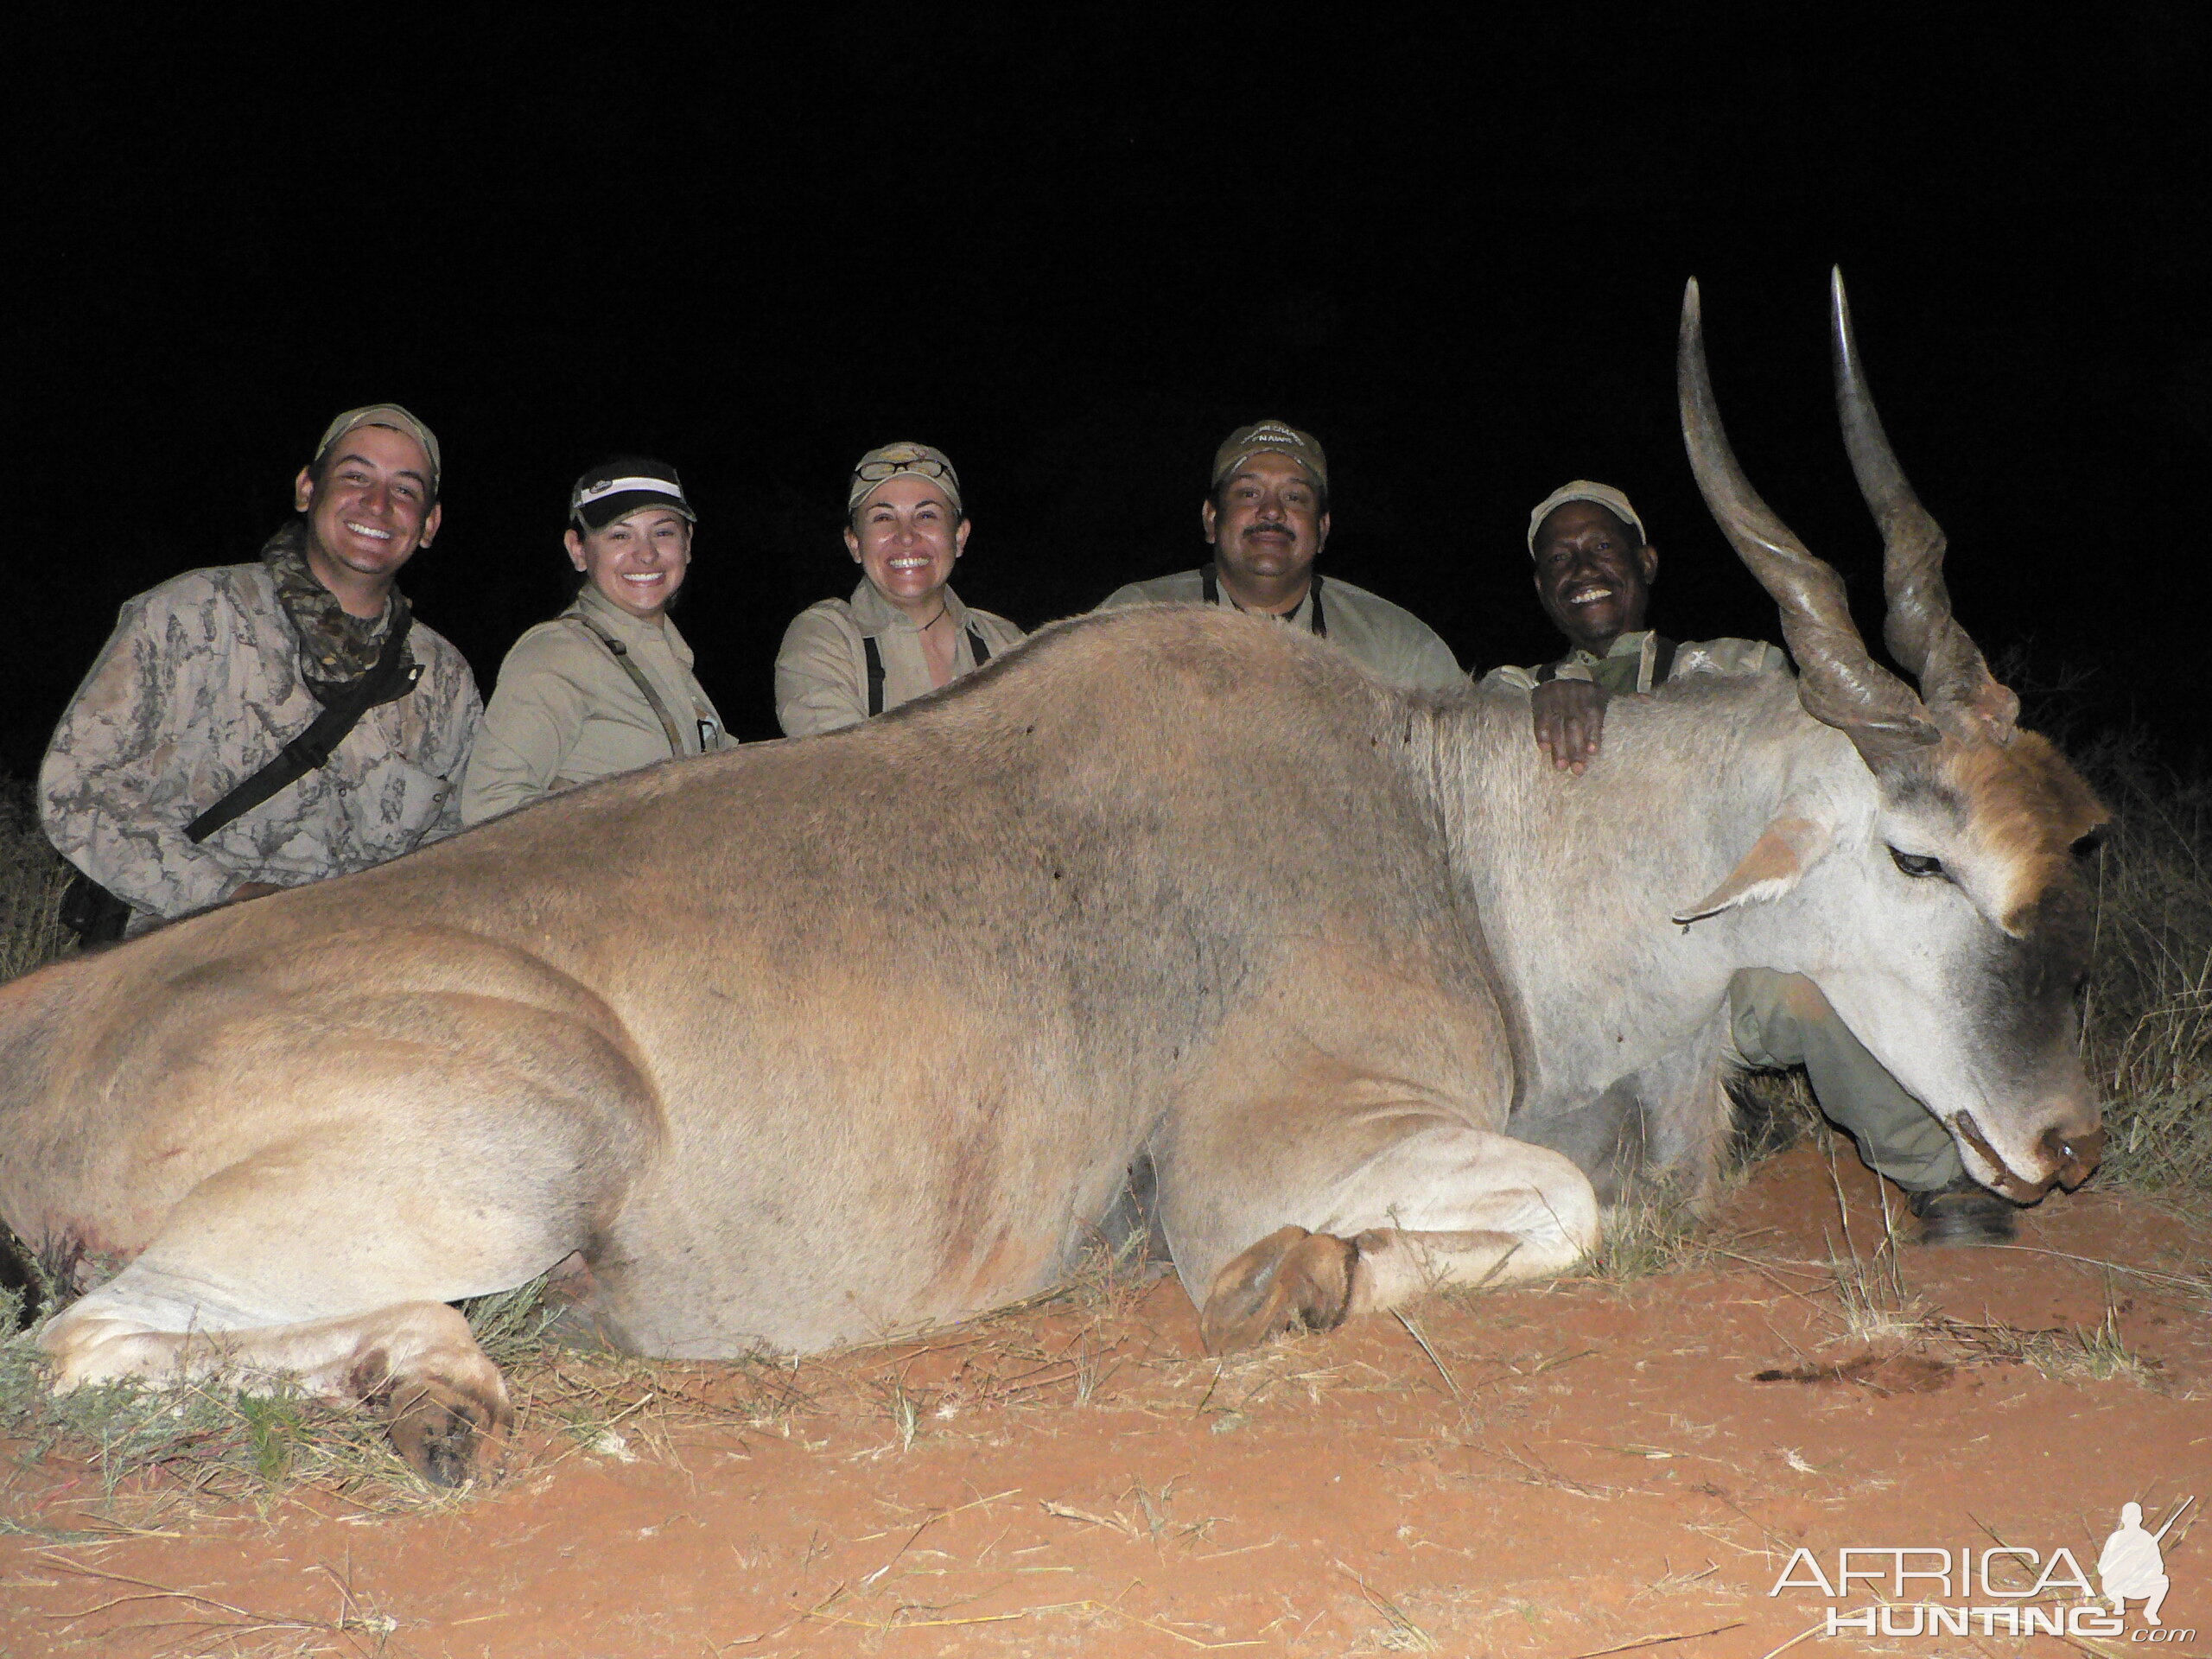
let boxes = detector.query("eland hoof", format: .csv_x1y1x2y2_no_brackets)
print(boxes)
1199,1225,1358,1355
1909,1179,2018,1247
382,1376,512,1487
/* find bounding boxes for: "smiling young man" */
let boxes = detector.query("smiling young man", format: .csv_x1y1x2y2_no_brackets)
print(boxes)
1095,420,1465,693
1486,480,2017,1244
40,404,480,938
461,458,729,824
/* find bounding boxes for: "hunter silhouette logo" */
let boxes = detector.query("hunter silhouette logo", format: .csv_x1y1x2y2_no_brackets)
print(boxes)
1769,1496,2196,1642
2101,1497,2192,1626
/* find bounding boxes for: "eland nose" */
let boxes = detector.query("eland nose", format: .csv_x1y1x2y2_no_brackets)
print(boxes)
2041,1124,2104,1190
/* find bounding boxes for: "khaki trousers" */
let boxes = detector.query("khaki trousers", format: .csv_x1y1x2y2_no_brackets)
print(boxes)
1727,968,1964,1191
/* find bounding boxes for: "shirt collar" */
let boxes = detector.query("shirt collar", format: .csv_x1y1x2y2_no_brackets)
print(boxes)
1568,629,1652,668
849,578,969,637
574,583,693,664
1210,573,1314,628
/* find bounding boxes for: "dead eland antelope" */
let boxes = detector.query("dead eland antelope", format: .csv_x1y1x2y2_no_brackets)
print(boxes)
0,276,2104,1484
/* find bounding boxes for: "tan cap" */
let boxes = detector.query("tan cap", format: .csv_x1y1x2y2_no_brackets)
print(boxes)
1211,419,1328,493
1527,480,1643,557
848,441,962,517
314,404,442,491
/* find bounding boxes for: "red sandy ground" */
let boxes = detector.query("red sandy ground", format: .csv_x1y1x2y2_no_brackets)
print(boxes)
2,1143,2206,1659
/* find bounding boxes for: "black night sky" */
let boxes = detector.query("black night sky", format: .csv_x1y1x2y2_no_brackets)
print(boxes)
12,9,2205,774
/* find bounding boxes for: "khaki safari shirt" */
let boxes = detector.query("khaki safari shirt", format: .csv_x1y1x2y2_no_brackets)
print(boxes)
1096,569,1466,694
775,580,1025,738
461,585,728,824
1483,628,1786,695
41,561,480,931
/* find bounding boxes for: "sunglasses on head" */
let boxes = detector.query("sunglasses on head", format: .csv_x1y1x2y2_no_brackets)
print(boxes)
855,455,953,485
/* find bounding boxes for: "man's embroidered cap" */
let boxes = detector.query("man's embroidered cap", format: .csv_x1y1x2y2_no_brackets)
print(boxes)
1211,420,1328,493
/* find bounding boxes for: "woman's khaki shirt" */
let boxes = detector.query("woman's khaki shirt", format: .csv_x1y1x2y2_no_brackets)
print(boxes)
461,586,728,823
774,579,1024,738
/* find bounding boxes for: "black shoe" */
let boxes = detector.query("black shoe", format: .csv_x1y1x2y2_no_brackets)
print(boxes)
1908,1178,2018,1246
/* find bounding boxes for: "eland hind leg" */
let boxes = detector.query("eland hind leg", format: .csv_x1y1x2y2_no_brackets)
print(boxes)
48,1289,514,1486
39,1024,658,1485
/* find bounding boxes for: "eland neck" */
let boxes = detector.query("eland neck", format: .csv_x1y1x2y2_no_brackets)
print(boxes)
1424,674,1859,1116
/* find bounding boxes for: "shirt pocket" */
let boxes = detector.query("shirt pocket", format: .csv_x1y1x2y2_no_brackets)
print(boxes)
353,751,457,856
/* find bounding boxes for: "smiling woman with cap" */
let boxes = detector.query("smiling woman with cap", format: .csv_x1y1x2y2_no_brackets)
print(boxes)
773,442,1025,737
460,457,730,823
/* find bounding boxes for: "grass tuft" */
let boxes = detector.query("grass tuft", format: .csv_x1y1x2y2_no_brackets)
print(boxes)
1580,1197,1714,1285
458,1271,563,1368
2068,731,2212,1205
1932,1300,2164,1389
0,783,70,982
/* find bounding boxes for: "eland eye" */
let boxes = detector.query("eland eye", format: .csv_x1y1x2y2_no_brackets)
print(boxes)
1888,846,1947,880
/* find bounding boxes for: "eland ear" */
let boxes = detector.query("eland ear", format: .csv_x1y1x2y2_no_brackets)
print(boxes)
1672,814,1834,925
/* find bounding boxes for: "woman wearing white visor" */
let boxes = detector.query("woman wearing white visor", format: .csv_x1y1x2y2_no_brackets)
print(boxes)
461,458,729,823
774,441,1024,736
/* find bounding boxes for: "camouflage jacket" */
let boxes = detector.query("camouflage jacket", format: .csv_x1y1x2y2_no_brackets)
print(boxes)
40,560,481,929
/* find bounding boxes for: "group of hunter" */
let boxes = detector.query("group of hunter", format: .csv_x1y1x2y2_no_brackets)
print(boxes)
36,406,2018,1246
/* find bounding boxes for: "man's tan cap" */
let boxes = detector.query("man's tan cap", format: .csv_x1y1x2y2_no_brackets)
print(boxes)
314,404,442,491
1527,480,1643,556
1211,419,1328,493
848,440,963,517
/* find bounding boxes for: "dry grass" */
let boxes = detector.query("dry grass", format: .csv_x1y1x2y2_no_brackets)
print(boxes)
2069,732,2212,1205
0,783,69,982
0,1270,854,1529
21,1550,406,1656
1928,1302,2164,1387
1580,1197,1718,1286
0,1232,1192,1529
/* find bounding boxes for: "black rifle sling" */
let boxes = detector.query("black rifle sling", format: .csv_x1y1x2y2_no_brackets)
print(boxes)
864,626,992,718
185,614,420,844
573,616,688,758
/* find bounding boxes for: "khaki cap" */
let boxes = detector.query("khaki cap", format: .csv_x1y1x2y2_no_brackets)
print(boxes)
314,404,442,491
1527,480,1643,557
1211,419,1328,493
848,441,962,517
